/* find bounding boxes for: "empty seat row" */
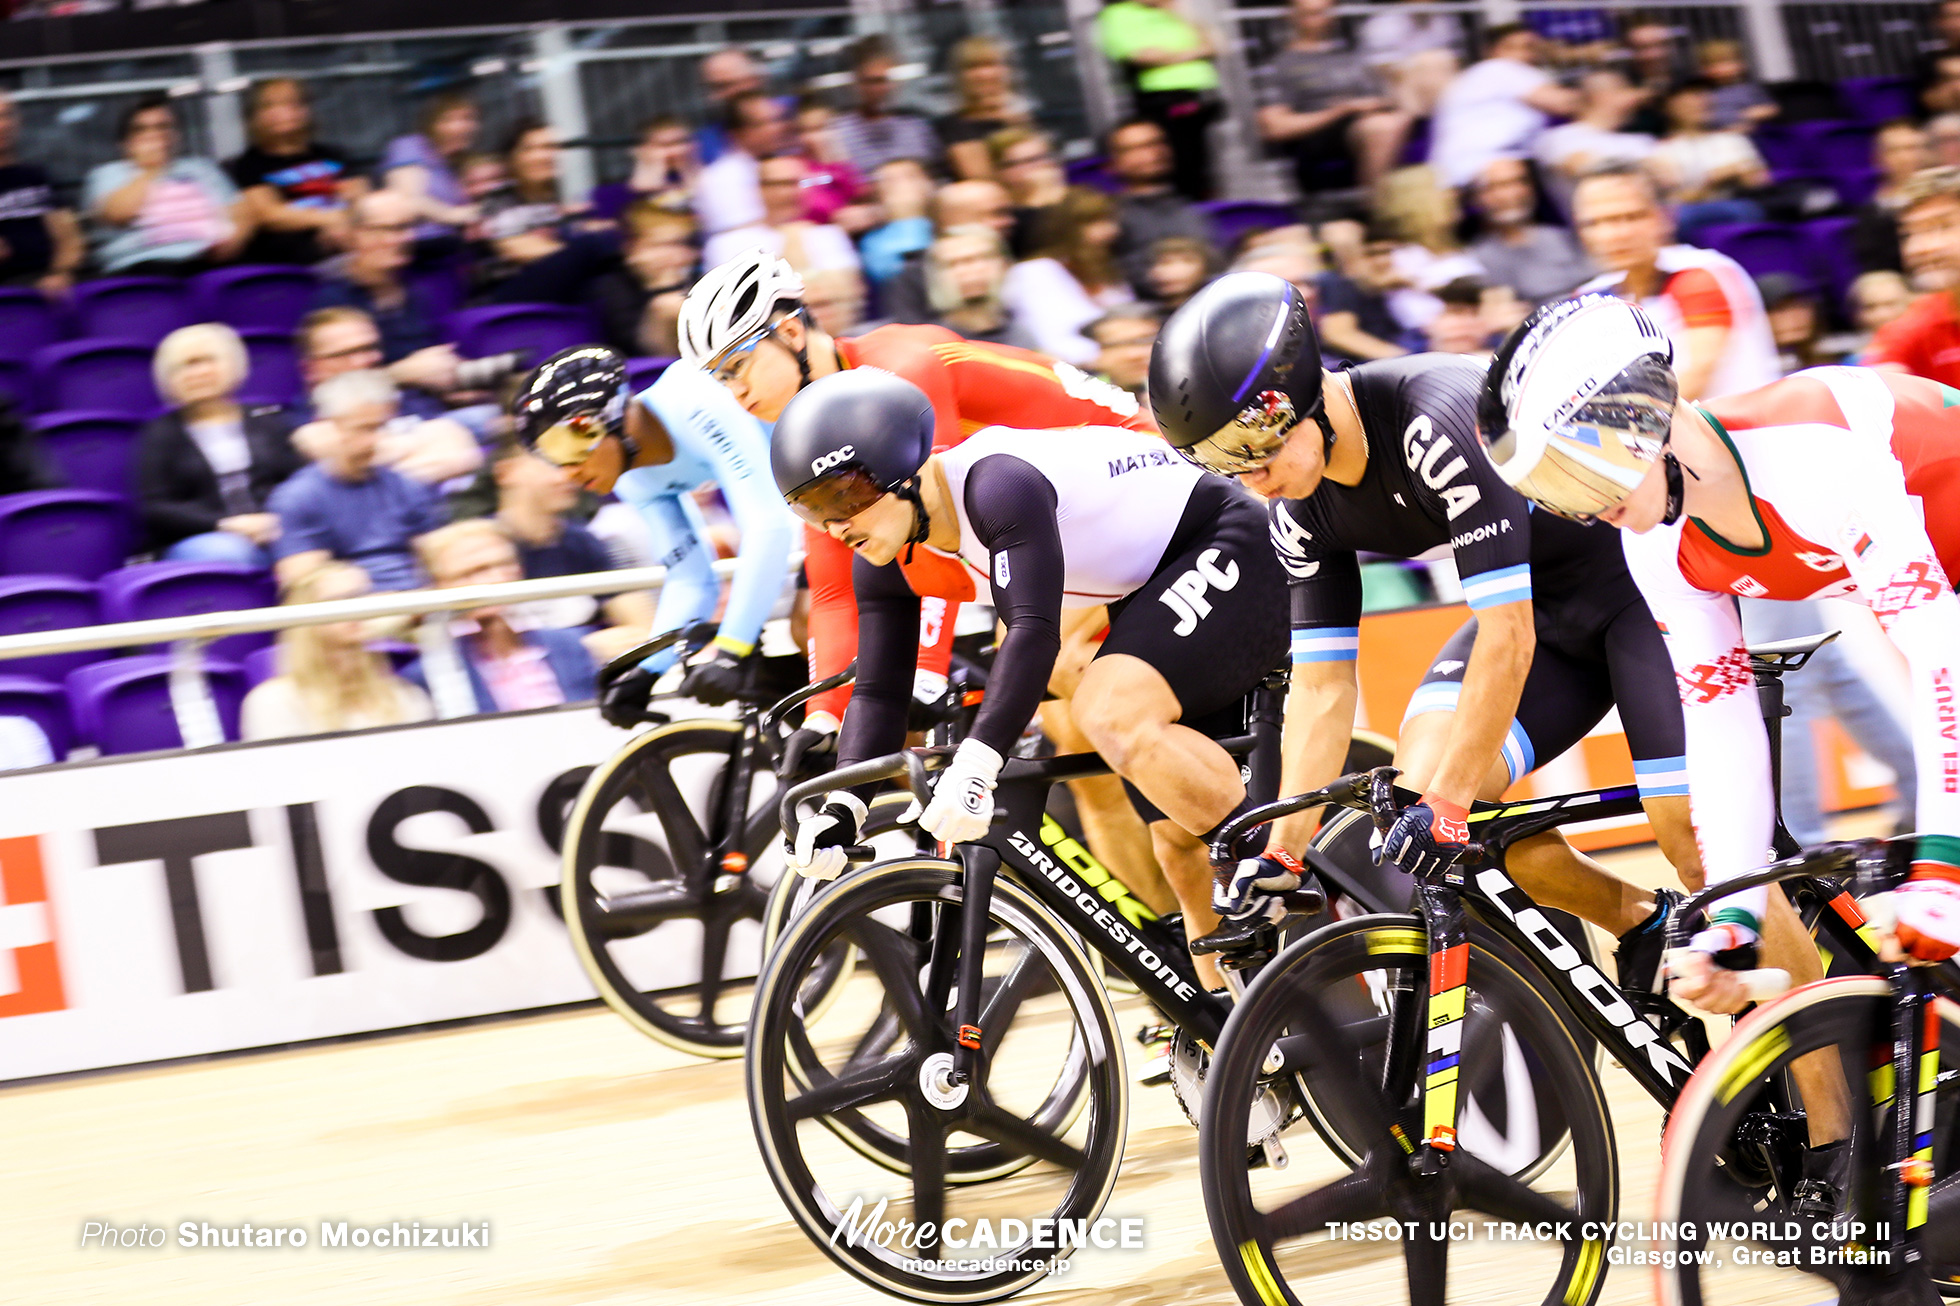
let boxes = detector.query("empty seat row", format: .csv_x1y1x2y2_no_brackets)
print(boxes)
1693,217,1869,305
0,266,322,360
0,659,243,758
0,564,275,679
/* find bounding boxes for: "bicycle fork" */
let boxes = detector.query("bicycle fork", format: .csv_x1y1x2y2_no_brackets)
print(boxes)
1414,877,1469,1175
1888,974,1939,1268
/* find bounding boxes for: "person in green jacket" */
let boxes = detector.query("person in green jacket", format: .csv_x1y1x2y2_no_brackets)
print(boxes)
1096,0,1221,199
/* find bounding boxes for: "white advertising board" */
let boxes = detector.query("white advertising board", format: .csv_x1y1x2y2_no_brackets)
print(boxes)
0,706,676,1082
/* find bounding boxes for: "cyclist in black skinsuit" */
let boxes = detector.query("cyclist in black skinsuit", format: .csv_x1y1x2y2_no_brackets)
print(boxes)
1150,271,1699,990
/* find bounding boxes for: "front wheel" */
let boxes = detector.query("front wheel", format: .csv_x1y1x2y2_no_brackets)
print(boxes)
1652,979,1960,1305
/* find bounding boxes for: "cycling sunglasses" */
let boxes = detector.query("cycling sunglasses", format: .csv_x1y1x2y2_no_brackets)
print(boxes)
707,306,805,384
785,465,890,528
533,412,614,468
1177,389,1299,476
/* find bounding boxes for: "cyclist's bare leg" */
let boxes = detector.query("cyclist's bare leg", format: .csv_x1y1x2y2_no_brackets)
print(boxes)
1039,698,1173,913
1398,709,1656,933
1150,818,1223,991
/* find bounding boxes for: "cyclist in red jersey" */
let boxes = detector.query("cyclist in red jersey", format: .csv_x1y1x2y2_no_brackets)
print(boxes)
1483,295,1960,1015
678,251,1166,900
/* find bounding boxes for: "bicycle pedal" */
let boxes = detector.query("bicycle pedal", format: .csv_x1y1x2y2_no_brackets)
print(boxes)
1134,1022,1172,1048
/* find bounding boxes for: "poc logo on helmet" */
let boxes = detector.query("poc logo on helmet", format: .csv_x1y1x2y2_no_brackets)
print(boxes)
811,445,856,476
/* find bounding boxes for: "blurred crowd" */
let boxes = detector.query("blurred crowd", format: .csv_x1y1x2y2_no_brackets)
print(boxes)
4,3,1960,762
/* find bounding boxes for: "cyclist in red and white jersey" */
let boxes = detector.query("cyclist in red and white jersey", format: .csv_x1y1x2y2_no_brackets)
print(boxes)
1481,293,1960,1011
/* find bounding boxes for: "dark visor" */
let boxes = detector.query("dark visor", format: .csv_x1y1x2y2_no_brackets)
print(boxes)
784,466,890,527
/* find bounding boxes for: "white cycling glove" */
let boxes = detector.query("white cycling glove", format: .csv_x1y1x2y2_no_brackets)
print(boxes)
788,790,869,881
919,740,1004,846
1213,849,1304,923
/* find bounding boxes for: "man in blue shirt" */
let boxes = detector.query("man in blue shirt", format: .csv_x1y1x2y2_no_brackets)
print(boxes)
268,368,445,590
310,191,444,363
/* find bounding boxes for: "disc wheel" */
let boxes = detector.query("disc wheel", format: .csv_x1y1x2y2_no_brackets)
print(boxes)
748,858,1128,1302
1653,979,1960,1305
1200,912,1619,1306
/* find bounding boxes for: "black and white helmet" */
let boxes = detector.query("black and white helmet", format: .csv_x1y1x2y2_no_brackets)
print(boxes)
677,249,806,372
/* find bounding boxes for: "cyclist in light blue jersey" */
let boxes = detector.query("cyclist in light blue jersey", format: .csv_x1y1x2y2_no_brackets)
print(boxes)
512,347,798,719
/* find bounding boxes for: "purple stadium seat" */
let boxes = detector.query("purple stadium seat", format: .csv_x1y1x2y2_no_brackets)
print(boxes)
0,489,129,579
70,277,193,348
66,654,244,754
1801,215,1861,306
1790,121,1875,176
0,675,70,760
1064,156,1120,193
1692,223,1809,283
1830,167,1883,207
1752,124,1804,178
243,643,278,688
30,411,141,499
0,289,68,362
1839,77,1915,125
237,329,302,407
406,263,466,321
99,560,275,661
626,356,676,394
0,357,33,412
1198,200,1300,250
33,339,156,415
0,576,101,680
447,304,598,363
193,265,319,334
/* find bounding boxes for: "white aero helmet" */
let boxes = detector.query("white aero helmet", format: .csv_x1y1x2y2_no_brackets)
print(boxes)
1478,293,1680,520
677,249,806,373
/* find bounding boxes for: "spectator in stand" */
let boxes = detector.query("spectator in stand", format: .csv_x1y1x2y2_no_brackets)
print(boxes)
407,519,597,714
702,153,863,280
268,369,445,590
137,323,301,567
588,116,698,222
873,178,1015,324
1620,14,1688,135
457,153,508,208
487,438,654,664
1374,165,1484,332
1257,0,1410,195
790,99,875,234
378,92,481,264
1649,80,1772,239
1096,0,1221,200
919,225,1037,349
1315,224,1409,361
228,78,364,267
1233,237,1321,303
313,190,448,362
1918,0,1960,116
1850,269,1914,344
857,157,935,289
1085,303,1161,399
1533,67,1655,214
1358,0,1464,120
693,90,788,237
1572,163,1780,399
474,119,619,306
242,561,433,740
1757,272,1829,372
990,128,1068,257
803,267,868,337
1867,168,1960,385
1104,118,1215,291
293,307,481,485
84,94,249,276
1697,40,1777,130
1854,120,1931,275
693,47,767,167
0,92,81,295
1468,156,1595,305
1428,25,1580,190
592,203,697,357
1002,186,1134,365
1142,234,1215,312
1422,275,1496,356
935,36,1030,181
830,35,940,179
1930,114,1960,171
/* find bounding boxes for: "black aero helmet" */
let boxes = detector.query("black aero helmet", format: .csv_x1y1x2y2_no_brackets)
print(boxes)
771,367,936,531
1148,271,1327,475
513,346,628,467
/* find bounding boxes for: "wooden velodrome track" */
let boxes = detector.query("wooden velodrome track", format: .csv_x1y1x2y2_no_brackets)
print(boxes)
10,828,1870,1306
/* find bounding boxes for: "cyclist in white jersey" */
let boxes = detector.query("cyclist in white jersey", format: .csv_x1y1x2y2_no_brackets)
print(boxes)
1481,294,1960,1012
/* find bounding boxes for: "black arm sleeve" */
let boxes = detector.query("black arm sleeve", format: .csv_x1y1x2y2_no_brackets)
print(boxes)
961,455,1064,756
836,554,922,771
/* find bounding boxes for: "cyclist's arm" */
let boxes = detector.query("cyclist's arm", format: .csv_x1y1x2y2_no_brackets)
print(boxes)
1430,598,1534,808
687,399,797,660
619,479,718,676
958,454,1065,757
1269,523,1363,854
835,558,921,768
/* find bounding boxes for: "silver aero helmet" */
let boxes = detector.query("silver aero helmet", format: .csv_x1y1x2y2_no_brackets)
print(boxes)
1479,294,1680,521
677,249,807,379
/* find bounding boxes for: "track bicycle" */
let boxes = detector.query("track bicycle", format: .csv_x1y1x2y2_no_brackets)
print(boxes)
1651,837,1960,1305
1194,635,1904,1306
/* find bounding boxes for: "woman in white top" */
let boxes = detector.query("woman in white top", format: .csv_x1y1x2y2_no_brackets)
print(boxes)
1374,165,1485,330
1648,79,1771,239
242,561,433,741
1000,186,1134,365
136,323,304,567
